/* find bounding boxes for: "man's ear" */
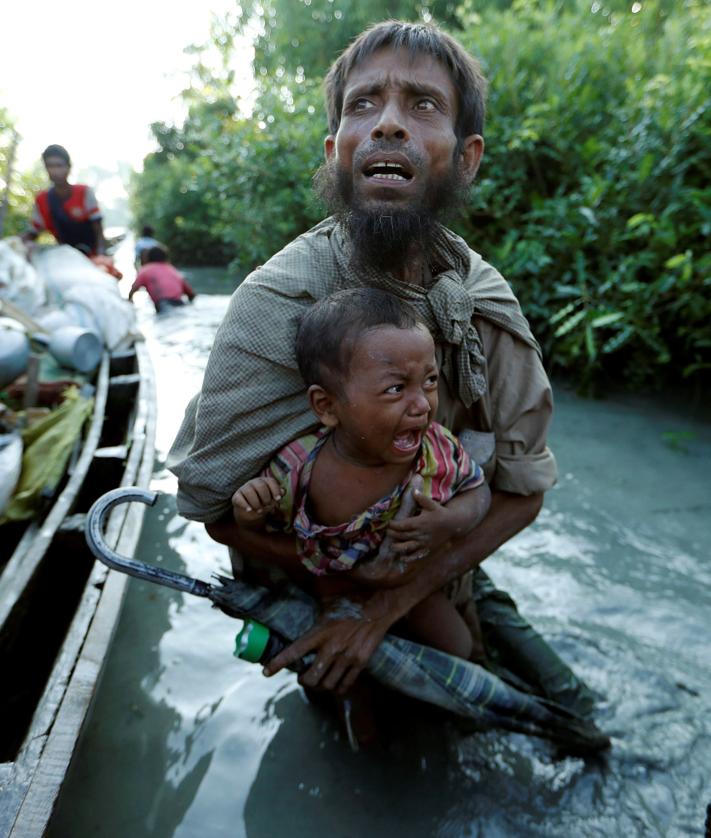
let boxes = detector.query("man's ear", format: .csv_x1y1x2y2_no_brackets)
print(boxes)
459,134,485,184
308,384,339,427
324,135,336,161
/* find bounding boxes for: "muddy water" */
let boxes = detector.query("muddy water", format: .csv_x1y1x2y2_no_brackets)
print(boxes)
49,261,711,837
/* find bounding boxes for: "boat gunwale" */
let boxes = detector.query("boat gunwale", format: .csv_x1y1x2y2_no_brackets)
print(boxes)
3,341,156,837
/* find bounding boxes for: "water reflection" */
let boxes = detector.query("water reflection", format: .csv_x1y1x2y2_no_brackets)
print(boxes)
50,259,711,836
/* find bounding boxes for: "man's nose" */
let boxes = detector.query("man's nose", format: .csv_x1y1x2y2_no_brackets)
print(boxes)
371,100,409,142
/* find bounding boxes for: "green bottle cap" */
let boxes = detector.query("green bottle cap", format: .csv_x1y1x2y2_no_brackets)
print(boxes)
234,619,270,663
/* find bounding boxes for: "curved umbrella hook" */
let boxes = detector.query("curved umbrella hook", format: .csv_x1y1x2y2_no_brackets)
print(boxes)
85,486,213,598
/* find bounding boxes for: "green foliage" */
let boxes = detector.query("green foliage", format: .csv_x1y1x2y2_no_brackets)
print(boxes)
0,113,45,237
455,0,711,392
238,0,462,80
131,0,711,392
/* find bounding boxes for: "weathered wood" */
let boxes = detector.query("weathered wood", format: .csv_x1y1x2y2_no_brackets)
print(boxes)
0,355,109,630
2,343,156,837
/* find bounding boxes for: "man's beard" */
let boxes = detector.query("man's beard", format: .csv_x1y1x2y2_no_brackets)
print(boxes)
314,153,470,274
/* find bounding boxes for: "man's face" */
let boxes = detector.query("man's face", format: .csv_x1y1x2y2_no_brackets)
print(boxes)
325,47,482,215
44,156,70,185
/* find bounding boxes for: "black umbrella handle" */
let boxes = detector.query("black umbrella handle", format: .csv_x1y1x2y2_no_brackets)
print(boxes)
85,486,213,598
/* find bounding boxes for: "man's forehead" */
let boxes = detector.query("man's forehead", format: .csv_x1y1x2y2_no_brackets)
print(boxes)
343,47,454,95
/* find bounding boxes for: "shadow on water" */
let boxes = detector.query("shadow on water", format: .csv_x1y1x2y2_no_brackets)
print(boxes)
49,261,711,837
48,494,218,838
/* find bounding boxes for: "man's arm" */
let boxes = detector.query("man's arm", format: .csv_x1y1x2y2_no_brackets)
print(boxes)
262,489,543,693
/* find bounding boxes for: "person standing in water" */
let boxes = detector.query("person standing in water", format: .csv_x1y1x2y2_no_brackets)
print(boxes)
24,144,106,256
129,245,196,313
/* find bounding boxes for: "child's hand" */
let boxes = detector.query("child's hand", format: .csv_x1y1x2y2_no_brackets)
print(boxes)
386,490,459,560
231,477,283,526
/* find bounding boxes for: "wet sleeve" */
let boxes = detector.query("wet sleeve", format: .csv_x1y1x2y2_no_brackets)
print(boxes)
479,321,558,495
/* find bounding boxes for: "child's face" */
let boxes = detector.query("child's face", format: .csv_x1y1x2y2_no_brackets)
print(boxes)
329,324,438,467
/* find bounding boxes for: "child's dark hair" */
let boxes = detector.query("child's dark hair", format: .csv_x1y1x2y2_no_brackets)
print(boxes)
141,224,155,237
145,245,168,263
296,288,424,392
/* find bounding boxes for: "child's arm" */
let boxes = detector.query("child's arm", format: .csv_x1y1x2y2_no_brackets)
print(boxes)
385,481,492,561
231,476,284,528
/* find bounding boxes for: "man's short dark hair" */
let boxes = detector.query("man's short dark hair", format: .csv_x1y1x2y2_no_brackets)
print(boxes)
42,144,71,165
296,288,424,393
324,20,487,143
141,225,155,237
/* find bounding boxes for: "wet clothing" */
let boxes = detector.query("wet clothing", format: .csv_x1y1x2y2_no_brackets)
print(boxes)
32,185,101,254
167,217,595,718
263,423,484,576
130,263,195,311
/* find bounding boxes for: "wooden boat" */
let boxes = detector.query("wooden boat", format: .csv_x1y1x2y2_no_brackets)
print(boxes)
0,339,156,837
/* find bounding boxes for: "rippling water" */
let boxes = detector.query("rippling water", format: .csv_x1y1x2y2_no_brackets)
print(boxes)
49,260,711,837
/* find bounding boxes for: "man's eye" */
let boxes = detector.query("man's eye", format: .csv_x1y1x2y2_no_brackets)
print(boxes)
415,99,437,112
353,98,374,112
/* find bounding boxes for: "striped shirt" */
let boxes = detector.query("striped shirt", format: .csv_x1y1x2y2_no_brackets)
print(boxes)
263,422,484,575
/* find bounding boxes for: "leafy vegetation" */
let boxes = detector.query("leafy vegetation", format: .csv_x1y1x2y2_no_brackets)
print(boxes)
0,113,45,237
100,1,711,391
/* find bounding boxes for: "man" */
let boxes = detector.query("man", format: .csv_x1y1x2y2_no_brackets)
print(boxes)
25,144,106,256
169,21,595,717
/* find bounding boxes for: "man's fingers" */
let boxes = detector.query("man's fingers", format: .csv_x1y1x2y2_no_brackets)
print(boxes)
337,663,364,695
320,657,351,692
263,633,318,676
298,656,335,689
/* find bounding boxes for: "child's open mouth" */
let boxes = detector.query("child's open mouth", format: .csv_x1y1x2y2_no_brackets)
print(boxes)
392,429,422,453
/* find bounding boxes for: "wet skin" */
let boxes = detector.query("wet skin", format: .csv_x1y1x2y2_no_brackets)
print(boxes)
324,46,484,226
308,323,439,524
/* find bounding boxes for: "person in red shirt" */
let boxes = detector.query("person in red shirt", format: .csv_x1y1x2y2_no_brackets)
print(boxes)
129,245,196,313
24,144,106,256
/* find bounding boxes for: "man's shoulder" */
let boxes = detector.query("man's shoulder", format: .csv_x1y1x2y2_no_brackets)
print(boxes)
239,217,341,297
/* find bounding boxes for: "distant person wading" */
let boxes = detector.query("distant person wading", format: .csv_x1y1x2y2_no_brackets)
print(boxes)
129,245,196,313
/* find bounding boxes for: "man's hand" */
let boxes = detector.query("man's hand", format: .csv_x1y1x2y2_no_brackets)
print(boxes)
231,476,283,526
263,591,407,693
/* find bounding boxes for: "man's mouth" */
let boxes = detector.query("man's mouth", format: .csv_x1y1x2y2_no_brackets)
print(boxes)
392,428,422,453
363,160,413,183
